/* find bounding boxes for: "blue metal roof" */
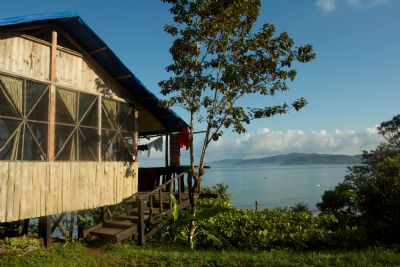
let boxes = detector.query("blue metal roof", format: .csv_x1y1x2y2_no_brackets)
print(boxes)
0,12,188,135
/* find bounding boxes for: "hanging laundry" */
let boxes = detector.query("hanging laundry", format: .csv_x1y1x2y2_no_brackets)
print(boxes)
178,127,191,149
138,145,148,151
147,136,163,157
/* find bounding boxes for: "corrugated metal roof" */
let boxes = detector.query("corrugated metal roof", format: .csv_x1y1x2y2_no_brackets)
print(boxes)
0,11,188,135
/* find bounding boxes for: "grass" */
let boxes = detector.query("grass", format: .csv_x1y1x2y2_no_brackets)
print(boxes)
0,238,399,267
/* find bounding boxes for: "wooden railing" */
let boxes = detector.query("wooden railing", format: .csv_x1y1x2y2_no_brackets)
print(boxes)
136,171,188,245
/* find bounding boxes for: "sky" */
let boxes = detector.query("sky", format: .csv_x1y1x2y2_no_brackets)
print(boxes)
0,0,399,161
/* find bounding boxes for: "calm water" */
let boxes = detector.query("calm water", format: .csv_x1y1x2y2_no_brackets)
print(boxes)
202,164,350,212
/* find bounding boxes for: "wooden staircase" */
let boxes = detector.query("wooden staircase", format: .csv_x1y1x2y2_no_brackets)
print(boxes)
83,172,194,244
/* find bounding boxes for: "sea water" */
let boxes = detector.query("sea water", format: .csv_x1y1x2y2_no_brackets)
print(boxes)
202,164,350,212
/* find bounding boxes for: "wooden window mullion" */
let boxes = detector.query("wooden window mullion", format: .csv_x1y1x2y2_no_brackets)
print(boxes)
98,95,102,162
48,30,57,161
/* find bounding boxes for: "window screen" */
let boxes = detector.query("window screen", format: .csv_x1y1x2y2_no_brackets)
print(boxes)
55,88,99,161
0,74,49,160
101,99,135,161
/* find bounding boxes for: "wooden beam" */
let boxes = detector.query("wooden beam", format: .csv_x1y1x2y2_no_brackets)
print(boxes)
89,46,107,55
165,134,169,168
48,30,57,161
3,23,53,33
116,74,132,80
138,96,156,101
134,110,139,163
20,34,83,58
98,95,102,162
159,114,173,119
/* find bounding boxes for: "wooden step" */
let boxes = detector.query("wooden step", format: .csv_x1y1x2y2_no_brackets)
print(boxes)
103,220,135,229
86,222,138,242
115,215,139,223
130,207,164,216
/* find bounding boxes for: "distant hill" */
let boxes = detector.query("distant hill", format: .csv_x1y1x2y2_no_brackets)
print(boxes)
210,153,362,166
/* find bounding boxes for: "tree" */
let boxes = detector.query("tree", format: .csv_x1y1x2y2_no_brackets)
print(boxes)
318,114,400,243
159,0,315,248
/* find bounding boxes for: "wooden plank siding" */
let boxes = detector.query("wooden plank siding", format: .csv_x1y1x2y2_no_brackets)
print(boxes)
0,33,145,223
0,161,138,223
0,35,51,81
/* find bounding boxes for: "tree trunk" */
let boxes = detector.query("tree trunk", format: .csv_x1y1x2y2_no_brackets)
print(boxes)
188,175,201,249
188,202,197,249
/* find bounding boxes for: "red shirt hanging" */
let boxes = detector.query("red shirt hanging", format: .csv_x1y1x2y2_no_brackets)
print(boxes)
178,127,191,149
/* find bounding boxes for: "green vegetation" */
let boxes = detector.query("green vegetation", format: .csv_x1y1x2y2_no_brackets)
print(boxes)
318,114,400,244
1,239,400,267
0,238,95,266
153,198,366,250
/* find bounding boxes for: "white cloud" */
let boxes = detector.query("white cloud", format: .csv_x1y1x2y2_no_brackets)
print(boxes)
205,125,383,160
316,0,390,12
317,0,337,12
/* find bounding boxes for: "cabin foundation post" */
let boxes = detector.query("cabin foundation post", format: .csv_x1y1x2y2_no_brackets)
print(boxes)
38,216,52,248
22,219,30,235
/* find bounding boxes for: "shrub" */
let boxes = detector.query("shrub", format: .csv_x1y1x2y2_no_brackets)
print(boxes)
318,114,400,245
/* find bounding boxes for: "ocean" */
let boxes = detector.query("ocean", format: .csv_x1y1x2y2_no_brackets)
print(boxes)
202,164,351,212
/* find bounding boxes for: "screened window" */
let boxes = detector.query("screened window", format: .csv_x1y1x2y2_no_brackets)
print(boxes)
102,99,135,161
55,88,99,161
0,74,49,160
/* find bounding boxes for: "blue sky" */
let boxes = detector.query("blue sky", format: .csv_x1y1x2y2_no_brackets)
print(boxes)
0,0,399,159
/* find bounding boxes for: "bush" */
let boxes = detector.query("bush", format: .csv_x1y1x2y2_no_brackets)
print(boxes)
318,114,400,245
153,201,366,250
204,208,342,250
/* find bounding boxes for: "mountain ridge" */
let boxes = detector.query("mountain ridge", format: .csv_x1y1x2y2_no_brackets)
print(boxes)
210,153,362,166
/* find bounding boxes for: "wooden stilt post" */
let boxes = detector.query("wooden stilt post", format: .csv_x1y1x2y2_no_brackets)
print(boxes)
39,216,52,248
22,219,30,235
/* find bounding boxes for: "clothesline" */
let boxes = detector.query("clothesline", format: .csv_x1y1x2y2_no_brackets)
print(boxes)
138,137,163,157
139,130,206,139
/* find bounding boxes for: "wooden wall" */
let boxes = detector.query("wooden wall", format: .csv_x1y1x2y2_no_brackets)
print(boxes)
0,161,138,223
0,31,166,223
0,35,50,81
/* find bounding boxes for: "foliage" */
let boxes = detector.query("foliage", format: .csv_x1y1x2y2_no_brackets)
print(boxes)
100,244,400,267
160,0,315,248
203,208,344,250
153,201,367,250
0,221,25,237
153,199,232,248
0,236,42,258
201,182,233,202
290,202,311,213
318,114,400,244
2,241,400,267
0,241,96,267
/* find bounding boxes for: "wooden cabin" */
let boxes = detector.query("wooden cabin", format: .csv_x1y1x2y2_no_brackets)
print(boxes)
0,11,189,235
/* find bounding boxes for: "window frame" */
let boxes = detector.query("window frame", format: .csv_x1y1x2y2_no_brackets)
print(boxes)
0,72,50,161
0,71,137,162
